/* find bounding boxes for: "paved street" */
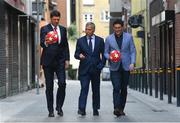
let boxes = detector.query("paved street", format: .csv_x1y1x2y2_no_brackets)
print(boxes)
0,80,180,123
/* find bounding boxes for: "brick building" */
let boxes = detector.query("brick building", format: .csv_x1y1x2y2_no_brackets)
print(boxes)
56,0,67,27
149,0,179,101
175,1,180,66
76,0,109,39
0,0,37,98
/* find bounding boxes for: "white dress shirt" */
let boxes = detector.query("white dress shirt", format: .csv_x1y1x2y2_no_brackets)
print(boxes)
51,24,61,44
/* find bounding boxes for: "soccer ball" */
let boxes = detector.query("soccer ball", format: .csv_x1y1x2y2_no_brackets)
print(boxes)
109,50,121,62
46,31,58,44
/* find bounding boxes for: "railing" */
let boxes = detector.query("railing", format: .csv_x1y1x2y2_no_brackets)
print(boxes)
129,67,180,107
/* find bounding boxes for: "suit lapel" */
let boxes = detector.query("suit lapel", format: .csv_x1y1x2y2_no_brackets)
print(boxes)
47,24,54,31
121,32,125,50
59,25,63,38
121,32,127,50
83,36,90,51
93,36,98,54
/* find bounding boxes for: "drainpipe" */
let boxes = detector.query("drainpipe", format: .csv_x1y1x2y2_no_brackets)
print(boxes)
18,15,30,92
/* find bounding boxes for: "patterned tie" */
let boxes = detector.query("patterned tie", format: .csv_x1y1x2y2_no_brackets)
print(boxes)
89,36,92,52
54,27,59,42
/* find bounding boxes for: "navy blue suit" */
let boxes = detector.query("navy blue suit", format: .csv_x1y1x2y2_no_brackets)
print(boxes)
74,35,105,111
40,24,70,113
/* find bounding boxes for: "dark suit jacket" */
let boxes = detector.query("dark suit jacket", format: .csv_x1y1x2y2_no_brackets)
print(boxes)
74,35,105,77
40,24,70,67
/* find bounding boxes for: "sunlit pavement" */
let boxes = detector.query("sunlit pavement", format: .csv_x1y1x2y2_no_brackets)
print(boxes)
0,80,180,123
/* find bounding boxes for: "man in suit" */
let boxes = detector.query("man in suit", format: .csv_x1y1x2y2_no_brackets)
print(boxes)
74,22,105,116
40,10,70,117
104,19,136,117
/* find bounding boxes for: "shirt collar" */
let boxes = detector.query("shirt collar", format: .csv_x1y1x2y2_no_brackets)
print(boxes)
114,32,123,38
87,35,95,40
51,24,58,29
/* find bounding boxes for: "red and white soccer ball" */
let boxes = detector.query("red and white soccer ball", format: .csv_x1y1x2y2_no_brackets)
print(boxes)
109,50,121,63
46,31,58,44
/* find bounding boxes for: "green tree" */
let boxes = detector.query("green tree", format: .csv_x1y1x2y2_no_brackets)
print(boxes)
68,22,77,41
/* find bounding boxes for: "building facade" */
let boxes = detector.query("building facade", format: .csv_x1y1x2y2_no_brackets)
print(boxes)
149,0,177,101
76,0,109,39
131,0,148,68
55,0,76,27
56,0,68,27
175,1,180,66
0,0,37,98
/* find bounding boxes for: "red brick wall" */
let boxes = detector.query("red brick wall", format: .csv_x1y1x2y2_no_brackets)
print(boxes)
56,0,67,27
167,0,176,10
175,13,180,66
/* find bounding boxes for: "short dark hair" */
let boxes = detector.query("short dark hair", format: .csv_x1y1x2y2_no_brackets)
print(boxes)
86,22,95,30
50,10,61,18
113,19,124,27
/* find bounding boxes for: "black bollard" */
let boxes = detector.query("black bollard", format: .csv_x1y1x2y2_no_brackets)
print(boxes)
155,68,158,98
145,69,148,94
135,70,138,90
176,67,180,106
159,68,163,100
130,71,134,89
149,69,152,96
132,70,135,89
141,69,144,93
138,69,141,92
167,68,172,104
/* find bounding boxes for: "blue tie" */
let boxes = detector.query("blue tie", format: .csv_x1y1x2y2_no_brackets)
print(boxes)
89,37,92,52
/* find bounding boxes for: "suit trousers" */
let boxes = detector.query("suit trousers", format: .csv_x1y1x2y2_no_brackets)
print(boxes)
43,62,66,113
110,65,130,110
78,70,100,111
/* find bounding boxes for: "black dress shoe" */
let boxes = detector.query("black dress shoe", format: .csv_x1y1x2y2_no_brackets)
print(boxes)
48,112,55,117
113,108,121,117
119,110,126,116
93,110,99,116
78,109,86,116
57,109,63,116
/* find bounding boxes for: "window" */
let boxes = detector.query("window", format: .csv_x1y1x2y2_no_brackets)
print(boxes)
90,15,93,21
83,14,93,31
85,14,87,21
100,10,110,22
105,11,109,20
83,14,93,22
83,0,94,5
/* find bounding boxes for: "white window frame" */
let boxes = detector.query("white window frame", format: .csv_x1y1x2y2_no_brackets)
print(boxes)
83,0,94,5
83,13,94,22
83,13,94,31
100,10,110,22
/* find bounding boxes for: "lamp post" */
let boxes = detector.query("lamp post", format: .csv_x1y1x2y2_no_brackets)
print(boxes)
36,0,40,94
